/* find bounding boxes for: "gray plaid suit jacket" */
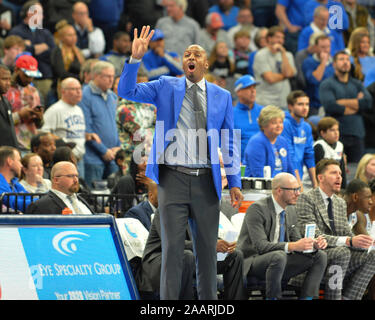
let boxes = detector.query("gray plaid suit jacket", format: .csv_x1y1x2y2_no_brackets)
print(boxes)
296,187,353,247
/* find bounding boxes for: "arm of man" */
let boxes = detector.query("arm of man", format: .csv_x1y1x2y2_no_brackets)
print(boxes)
280,49,296,79
275,3,301,33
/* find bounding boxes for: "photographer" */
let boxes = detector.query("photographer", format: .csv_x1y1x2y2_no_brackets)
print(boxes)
4,54,44,152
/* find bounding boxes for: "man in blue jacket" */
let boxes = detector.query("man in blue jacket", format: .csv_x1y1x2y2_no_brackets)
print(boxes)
233,74,263,163
79,61,121,188
117,26,243,300
281,90,317,188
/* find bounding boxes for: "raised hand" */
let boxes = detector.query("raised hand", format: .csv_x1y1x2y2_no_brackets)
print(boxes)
131,25,155,60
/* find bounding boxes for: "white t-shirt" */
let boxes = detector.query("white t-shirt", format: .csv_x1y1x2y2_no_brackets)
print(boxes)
253,47,296,109
41,100,86,160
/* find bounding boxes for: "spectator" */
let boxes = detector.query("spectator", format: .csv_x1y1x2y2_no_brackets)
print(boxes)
116,69,156,172
9,0,55,103
5,54,43,152
343,0,375,47
198,12,231,55
185,0,209,28
319,50,372,163
50,20,85,103
298,6,343,56
155,0,200,58
88,0,123,53
25,161,94,215
208,0,240,31
348,30,375,82
40,77,85,177
244,105,294,178
100,31,131,77
44,0,79,32
0,35,25,72
227,6,258,51
0,0,14,40
282,90,317,188
248,27,268,76
79,58,98,86
233,74,263,162
251,0,278,28
79,61,121,188
72,1,105,59
107,148,127,189
233,29,251,76
0,146,32,212
19,152,51,193
253,26,296,110
314,116,347,188
302,34,334,114
355,153,375,185
237,172,327,300
275,0,306,55
142,29,184,81
303,0,349,52
296,158,375,300
0,64,18,148
30,132,56,179
208,41,235,85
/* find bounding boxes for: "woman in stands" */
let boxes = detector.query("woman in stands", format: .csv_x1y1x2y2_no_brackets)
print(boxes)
20,153,51,193
355,153,375,185
243,105,294,178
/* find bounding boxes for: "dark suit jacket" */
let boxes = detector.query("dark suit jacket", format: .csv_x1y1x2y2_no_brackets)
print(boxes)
0,96,18,148
237,195,302,274
125,200,154,231
25,190,94,215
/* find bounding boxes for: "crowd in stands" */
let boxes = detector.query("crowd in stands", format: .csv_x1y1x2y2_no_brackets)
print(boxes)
1,0,375,300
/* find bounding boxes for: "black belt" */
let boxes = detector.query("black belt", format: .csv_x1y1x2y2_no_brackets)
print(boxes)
163,165,210,176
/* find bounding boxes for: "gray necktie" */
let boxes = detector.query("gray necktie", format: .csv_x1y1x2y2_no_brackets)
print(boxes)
190,84,206,130
67,195,80,214
190,84,208,163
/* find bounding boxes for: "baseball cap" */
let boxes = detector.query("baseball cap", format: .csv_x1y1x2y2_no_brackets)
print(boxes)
15,54,42,78
206,12,224,29
151,29,164,42
234,75,259,92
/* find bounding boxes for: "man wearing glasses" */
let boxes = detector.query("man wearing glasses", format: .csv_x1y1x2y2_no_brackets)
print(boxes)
26,161,93,215
237,172,327,300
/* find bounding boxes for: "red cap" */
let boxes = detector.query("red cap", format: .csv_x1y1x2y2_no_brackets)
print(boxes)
15,54,42,78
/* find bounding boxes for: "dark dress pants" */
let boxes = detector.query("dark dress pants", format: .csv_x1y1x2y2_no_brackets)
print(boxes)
158,166,220,300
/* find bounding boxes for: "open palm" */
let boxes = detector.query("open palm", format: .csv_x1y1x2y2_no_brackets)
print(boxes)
132,26,155,60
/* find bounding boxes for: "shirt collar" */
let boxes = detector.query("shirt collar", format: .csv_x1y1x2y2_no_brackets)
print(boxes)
148,200,157,213
186,77,206,92
51,188,75,201
319,187,331,202
271,194,285,215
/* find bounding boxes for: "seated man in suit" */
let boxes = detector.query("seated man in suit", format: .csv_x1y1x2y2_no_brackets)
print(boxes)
26,161,93,215
237,172,327,300
140,208,247,300
297,158,375,300
125,181,158,230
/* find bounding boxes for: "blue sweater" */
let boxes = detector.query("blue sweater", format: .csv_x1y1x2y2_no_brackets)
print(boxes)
319,75,372,138
0,174,31,211
244,131,295,177
233,102,263,162
281,112,315,179
302,55,334,109
79,83,120,165
89,0,123,25
9,23,55,79
142,49,184,81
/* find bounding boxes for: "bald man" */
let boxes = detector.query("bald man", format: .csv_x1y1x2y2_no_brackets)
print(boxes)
41,77,86,174
72,2,106,59
26,161,93,215
237,172,327,300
